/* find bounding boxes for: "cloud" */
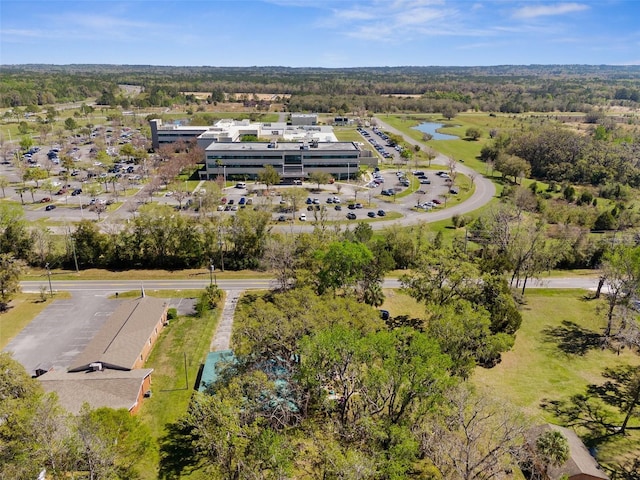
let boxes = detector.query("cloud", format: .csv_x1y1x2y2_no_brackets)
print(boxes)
512,2,589,19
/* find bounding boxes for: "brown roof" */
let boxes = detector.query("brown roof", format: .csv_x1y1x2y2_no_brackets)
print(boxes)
68,296,167,372
528,424,610,480
39,368,153,414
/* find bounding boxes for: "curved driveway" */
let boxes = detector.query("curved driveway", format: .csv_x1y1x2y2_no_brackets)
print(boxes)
278,119,495,234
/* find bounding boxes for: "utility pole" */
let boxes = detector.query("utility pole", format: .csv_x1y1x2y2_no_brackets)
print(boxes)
45,263,53,297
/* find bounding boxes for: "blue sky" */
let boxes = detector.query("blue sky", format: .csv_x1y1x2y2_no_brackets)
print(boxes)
1,0,639,67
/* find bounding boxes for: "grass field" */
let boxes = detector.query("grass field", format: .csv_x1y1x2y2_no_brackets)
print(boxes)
136,296,223,479
472,289,640,469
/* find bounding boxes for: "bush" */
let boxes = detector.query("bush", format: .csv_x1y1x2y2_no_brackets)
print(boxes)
167,308,178,320
593,210,617,231
196,285,223,315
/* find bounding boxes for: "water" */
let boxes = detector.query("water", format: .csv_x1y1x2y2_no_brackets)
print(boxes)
412,122,458,140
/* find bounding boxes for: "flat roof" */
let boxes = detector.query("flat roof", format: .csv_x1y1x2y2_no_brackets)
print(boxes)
205,142,359,152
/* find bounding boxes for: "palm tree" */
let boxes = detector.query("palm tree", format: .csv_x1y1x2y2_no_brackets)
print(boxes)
535,430,569,478
363,281,385,307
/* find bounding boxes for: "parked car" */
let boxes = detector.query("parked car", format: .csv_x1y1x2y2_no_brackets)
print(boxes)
277,215,287,222
239,197,246,205
377,210,386,216
299,213,307,221
334,205,342,211
71,188,82,196
45,204,56,211
367,211,376,218
40,197,51,203
346,212,357,220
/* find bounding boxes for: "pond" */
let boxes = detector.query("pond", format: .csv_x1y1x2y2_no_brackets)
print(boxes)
412,122,458,140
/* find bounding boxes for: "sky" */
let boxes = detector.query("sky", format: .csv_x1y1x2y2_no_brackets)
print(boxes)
1,0,639,67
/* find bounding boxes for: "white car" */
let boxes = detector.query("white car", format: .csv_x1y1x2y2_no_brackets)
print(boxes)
299,213,307,221
332,197,341,203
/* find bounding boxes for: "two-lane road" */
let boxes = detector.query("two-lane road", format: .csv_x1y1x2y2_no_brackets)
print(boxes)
20,276,601,294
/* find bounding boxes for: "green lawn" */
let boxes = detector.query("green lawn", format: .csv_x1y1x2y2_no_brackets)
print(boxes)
136,297,223,479
472,289,640,467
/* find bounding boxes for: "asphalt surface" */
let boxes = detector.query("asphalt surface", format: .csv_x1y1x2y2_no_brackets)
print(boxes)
20,276,602,294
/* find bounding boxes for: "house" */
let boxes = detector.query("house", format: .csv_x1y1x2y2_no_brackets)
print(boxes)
527,424,610,480
39,296,168,414
68,296,168,372
39,368,153,414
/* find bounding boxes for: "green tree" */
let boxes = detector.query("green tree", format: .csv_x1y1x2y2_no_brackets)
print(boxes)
71,405,152,479
535,430,570,475
19,135,33,152
71,219,108,268
495,154,531,184
257,164,280,193
0,254,25,310
308,170,332,192
64,117,78,131
316,240,373,295
23,167,48,188
465,127,482,140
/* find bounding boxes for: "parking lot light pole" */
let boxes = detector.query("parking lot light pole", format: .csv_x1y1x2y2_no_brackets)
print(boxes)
45,263,53,297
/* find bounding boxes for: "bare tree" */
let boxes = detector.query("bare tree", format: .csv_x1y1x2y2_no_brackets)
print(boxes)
419,384,526,480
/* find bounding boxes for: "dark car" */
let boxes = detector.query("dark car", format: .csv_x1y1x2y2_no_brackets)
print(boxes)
71,188,82,196
355,203,363,209
277,215,287,222
305,198,313,204
367,211,376,218
377,210,386,216
45,204,56,211
228,199,234,205
334,205,342,211
346,212,357,220
348,203,356,210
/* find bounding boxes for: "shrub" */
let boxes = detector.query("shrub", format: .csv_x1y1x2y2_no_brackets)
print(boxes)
167,308,178,320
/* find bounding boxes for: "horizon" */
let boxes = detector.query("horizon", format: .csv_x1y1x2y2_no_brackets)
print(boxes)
1,1,639,67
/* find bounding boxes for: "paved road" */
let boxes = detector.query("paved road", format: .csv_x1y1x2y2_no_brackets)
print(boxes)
21,276,602,294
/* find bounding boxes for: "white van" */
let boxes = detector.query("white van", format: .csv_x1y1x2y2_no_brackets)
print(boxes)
235,182,246,189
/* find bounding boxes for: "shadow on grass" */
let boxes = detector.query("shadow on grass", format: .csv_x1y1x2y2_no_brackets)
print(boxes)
542,320,602,355
158,421,201,479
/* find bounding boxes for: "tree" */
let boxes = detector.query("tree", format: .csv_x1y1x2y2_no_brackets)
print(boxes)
23,167,48,188
71,405,152,479
598,245,640,345
420,384,526,480
0,254,25,310
535,430,569,476
281,187,307,220
64,117,78,131
257,164,280,193
308,170,332,192
0,175,8,197
19,135,33,152
465,127,482,140
316,240,373,295
495,154,531,184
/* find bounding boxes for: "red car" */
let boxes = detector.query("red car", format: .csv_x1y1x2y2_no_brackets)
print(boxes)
220,197,227,204
40,197,51,203
431,199,442,205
